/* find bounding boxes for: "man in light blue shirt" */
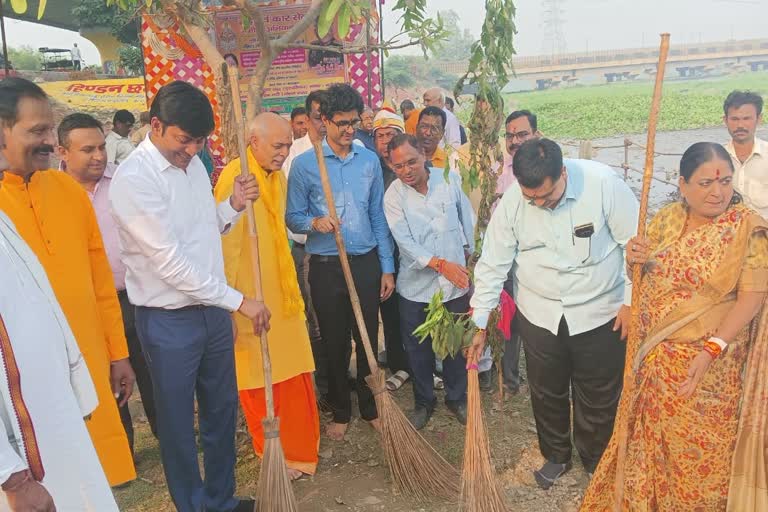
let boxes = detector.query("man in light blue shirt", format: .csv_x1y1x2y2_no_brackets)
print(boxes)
384,134,475,429
466,139,638,488
285,84,395,441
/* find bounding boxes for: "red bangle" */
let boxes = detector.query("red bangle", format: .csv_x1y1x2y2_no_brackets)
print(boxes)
703,340,722,359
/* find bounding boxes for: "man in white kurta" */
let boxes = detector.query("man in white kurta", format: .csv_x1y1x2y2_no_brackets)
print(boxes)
0,211,118,511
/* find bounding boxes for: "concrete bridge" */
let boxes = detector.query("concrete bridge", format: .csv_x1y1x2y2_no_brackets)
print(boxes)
437,38,768,90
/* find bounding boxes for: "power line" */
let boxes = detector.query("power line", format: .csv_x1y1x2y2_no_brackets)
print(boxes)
542,0,567,56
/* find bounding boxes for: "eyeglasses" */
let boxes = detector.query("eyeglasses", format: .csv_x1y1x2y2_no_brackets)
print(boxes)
328,118,361,130
391,157,423,172
417,124,443,135
505,131,531,141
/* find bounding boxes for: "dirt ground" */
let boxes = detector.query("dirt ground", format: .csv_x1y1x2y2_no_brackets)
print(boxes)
114,363,590,512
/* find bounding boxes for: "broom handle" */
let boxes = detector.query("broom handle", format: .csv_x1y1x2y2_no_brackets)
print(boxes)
616,33,670,511
309,138,380,373
630,33,670,328
226,65,276,420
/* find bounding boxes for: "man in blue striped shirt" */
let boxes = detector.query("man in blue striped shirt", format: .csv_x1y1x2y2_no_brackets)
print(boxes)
286,84,395,441
466,138,638,489
384,134,475,429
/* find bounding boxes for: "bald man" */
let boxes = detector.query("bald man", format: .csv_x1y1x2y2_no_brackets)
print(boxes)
423,87,461,149
214,113,319,479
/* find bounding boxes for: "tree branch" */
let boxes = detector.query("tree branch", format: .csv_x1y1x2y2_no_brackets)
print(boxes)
287,39,426,54
274,0,325,49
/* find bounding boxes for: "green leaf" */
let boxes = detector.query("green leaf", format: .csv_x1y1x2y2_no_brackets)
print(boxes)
337,2,351,40
318,0,344,38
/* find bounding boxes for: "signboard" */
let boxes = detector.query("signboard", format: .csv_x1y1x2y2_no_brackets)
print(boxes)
39,78,147,112
213,6,349,114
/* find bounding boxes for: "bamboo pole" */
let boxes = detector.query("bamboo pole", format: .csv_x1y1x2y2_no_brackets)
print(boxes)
613,33,670,511
225,64,297,512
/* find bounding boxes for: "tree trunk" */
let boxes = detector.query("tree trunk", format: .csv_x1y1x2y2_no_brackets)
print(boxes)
177,20,239,163
248,56,275,117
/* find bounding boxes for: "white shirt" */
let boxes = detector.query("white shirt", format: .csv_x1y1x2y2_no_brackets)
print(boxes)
728,137,768,219
471,159,638,335
0,212,117,510
71,46,82,61
110,136,244,311
283,134,313,244
443,108,462,149
105,130,135,165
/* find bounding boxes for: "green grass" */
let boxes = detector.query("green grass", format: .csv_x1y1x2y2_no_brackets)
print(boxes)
500,72,768,140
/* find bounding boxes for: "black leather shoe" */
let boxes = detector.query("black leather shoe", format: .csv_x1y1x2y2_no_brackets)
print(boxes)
533,460,573,490
407,406,432,430
446,402,467,425
233,498,256,512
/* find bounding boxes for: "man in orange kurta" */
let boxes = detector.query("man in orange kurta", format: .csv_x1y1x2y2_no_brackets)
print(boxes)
0,77,136,486
214,112,318,479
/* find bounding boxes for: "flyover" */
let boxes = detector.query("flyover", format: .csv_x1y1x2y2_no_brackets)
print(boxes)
1,0,123,71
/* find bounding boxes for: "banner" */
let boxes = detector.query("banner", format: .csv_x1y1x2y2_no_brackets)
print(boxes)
214,5,349,114
39,78,147,112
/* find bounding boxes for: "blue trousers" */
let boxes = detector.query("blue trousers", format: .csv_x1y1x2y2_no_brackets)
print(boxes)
399,294,469,410
135,305,239,512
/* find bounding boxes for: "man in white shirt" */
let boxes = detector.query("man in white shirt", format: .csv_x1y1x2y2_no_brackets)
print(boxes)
466,139,638,489
423,87,461,149
71,43,82,70
384,134,474,429
110,81,265,512
283,89,328,398
105,109,135,165
723,91,767,218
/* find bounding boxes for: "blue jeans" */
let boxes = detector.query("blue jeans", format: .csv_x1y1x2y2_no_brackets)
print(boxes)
135,305,239,512
399,294,469,410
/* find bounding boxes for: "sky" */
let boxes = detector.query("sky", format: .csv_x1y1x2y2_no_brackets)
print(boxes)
2,0,767,65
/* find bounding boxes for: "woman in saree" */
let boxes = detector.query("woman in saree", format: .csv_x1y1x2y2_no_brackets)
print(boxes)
580,142,768,511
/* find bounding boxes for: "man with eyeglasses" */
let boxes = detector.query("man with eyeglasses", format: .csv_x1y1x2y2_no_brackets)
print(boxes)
286,84,395,441
384,134,474,429
494,110,541,395
466,138,638,489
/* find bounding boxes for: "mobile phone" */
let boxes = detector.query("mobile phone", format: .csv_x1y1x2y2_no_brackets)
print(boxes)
574,223,595,239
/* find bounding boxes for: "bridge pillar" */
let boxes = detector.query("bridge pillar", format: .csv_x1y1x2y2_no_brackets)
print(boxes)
79,26,122,75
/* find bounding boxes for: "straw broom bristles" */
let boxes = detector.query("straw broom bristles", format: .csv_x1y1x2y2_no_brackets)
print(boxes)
366,369,461,501
255,417,298,512
459,368,509,512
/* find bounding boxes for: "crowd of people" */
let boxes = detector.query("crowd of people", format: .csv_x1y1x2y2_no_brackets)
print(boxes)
0,71,765,512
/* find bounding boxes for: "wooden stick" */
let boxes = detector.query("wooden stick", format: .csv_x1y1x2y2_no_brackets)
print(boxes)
308,134,379,372
226,65,275,420
615,33,670,510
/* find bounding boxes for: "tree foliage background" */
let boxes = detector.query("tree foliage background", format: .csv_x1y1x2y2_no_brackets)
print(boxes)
6,46,42,71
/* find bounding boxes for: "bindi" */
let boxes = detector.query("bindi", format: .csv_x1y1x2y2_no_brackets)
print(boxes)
715,168,720,179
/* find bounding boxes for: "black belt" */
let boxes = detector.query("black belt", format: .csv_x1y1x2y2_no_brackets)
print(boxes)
117,289,128,298
310,250,374,264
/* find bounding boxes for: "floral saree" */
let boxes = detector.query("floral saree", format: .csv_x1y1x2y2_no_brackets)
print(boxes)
580,202,768,511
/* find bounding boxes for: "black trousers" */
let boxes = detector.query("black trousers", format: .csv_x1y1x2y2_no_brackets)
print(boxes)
399,294,468,409
517,313,625,473
380,291,410,374
118,289,158,451
309,250,381,424
291,243,327,394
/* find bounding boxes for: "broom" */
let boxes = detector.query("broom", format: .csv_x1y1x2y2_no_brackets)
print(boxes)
308,122,461,501
459,362,508,512
613,33,671,511
225,65,298,512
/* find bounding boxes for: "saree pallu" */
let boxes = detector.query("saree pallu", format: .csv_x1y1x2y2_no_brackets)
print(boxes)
580,203,768,511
